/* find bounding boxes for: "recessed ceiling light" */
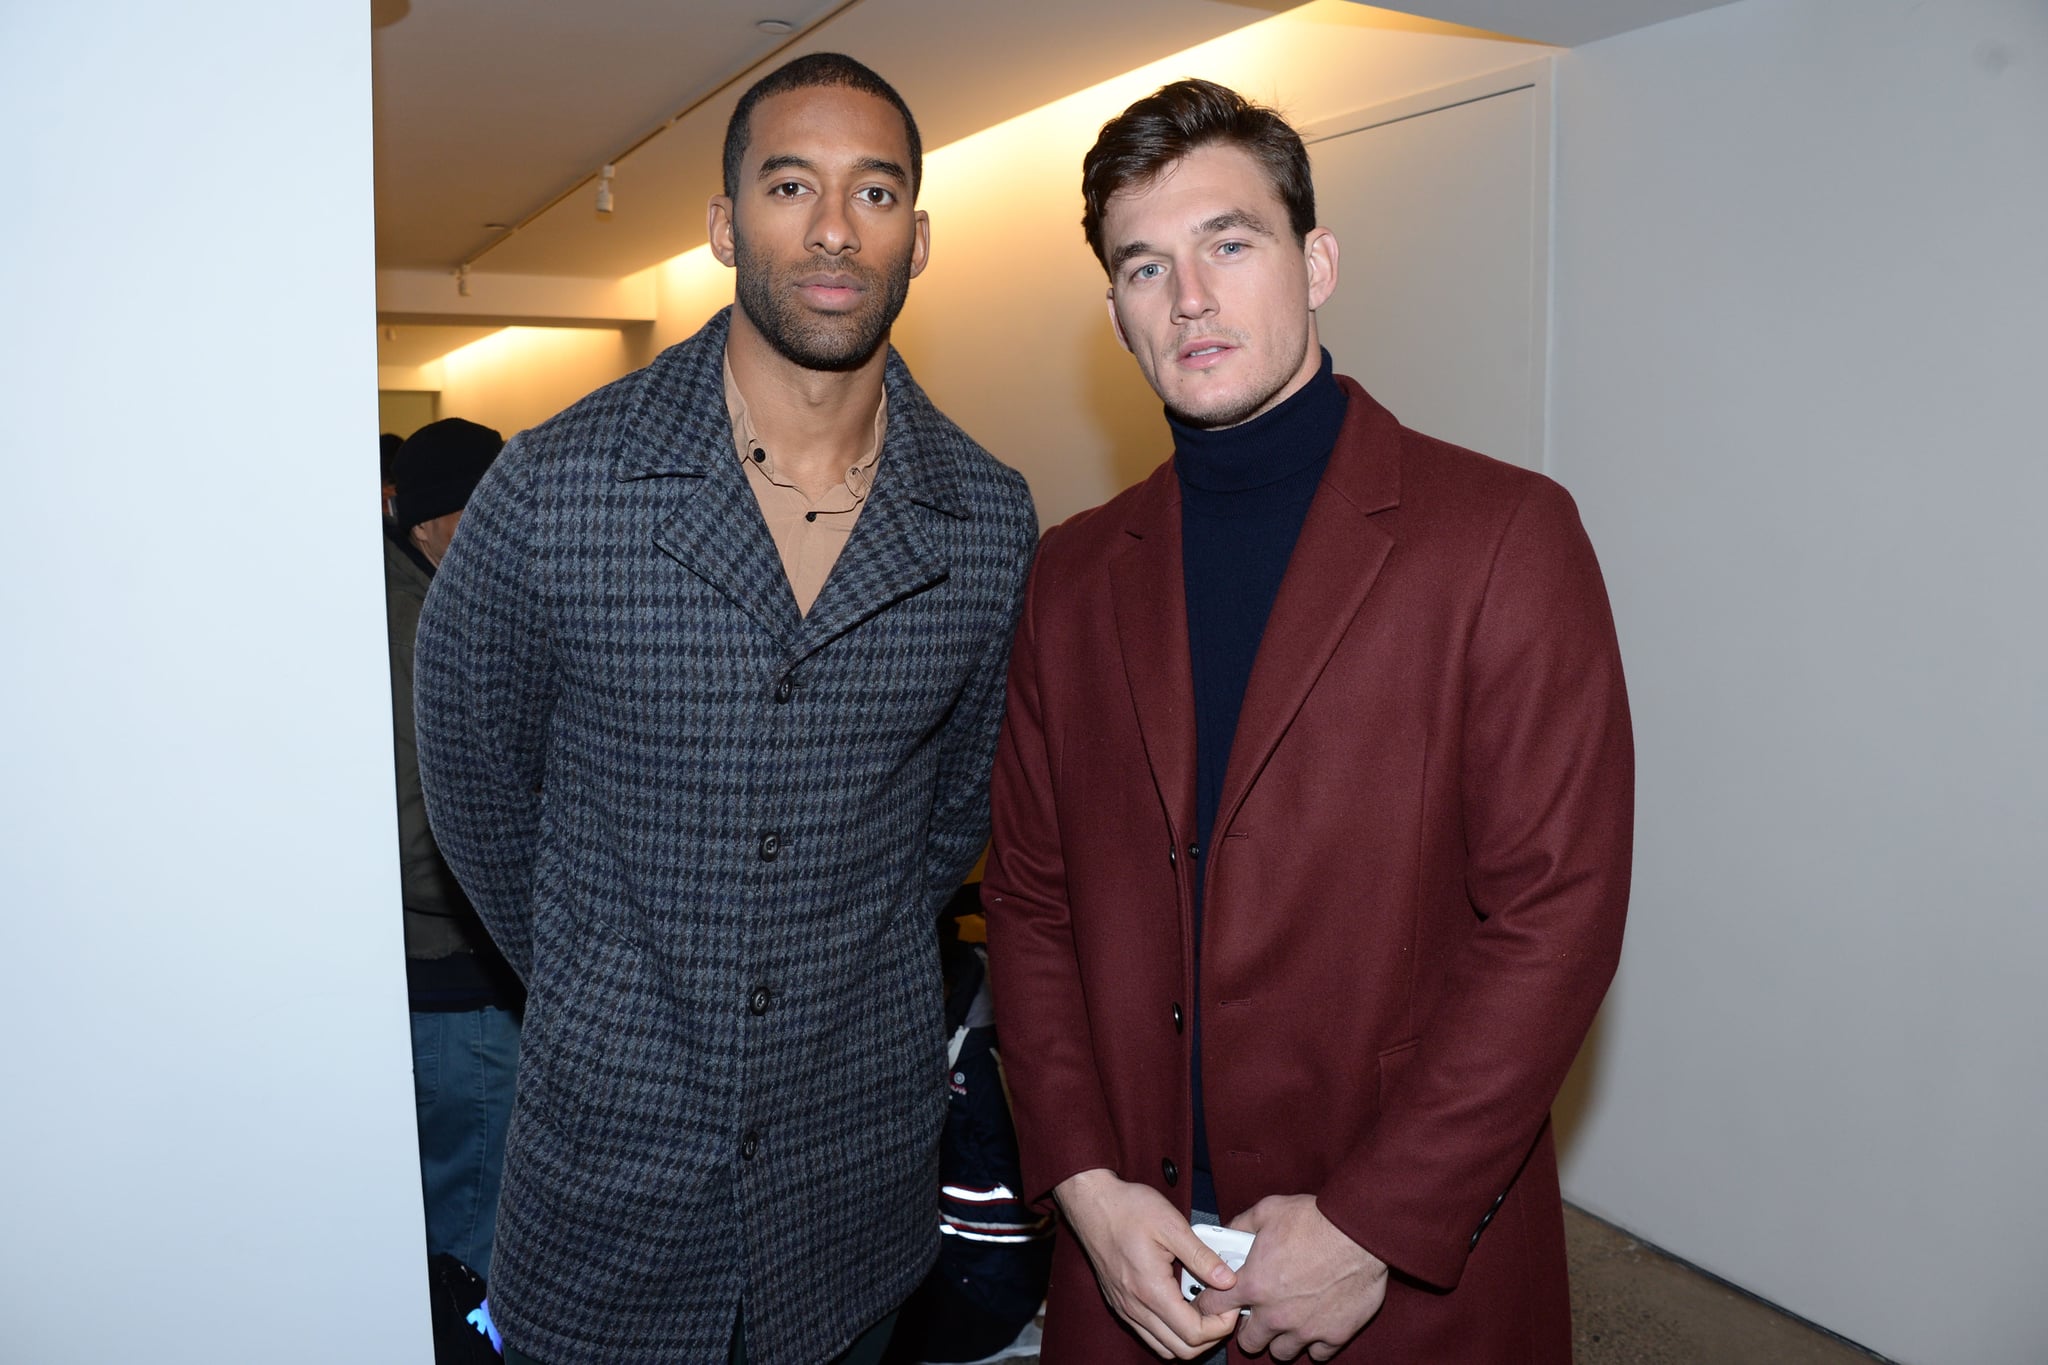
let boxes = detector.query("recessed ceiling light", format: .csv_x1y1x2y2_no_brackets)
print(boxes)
757,18,795,34
483,222,510,232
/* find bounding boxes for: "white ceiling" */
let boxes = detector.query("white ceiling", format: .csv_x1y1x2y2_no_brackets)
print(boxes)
371,0,1739,352
1363,0,1740,50
373,0,1297,279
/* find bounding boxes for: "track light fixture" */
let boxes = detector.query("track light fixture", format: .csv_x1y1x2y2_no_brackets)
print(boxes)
457,262,471,297
596,164,616,219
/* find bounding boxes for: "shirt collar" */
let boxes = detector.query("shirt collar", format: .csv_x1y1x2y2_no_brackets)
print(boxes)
723,347,887,501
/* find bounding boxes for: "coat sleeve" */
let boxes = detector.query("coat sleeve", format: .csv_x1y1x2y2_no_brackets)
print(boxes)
412,446,558,984
1317,478,1634,1290
982,532,1125,1208
918,489,1037,918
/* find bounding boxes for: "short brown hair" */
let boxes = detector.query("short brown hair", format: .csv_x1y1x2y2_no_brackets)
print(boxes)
1080,78,1315,273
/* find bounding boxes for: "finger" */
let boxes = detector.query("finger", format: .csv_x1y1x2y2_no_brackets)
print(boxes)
1266,1330,1309,1362
1171,1226,1238,1292
1228,1195,1279,1233
1124,1293,1217,1361
1194,1306,1243,1344
1309,1343,1339,1362
1200,1281,1247,1316
1148,1290,1230,1354
1235,1310,1275,1355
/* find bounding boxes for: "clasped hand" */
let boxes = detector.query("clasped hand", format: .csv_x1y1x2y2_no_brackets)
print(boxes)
1057,1174,1389,1362
1199,1193,1389,1362
1054,1168,1242,1360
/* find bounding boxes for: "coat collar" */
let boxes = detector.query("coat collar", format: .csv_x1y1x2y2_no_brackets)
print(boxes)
1108,376,1405,839
609,307,970,519
616,307,965,656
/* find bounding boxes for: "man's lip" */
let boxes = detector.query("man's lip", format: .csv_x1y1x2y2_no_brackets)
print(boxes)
1178,339,1236,363
796,273,863,292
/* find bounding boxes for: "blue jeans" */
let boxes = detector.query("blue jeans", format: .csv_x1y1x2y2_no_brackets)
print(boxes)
411,1005,520,1278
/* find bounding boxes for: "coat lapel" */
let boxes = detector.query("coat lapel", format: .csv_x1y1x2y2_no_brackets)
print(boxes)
614,308,805,651
1109,464,1198,842
1214,379,1403,837
650,465,805,650
791,352,961,660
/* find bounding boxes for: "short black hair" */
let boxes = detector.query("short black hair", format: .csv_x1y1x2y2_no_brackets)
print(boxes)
722,52,922,201
1081,78,1315,274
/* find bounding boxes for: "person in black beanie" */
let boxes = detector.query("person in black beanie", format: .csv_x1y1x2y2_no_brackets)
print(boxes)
394,416,503,568
384,416,523,1285
985,79,1633,1365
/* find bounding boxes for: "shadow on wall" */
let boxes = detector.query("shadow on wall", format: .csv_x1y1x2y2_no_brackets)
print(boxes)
1551,1007,1610,1166
1077,316,1175,498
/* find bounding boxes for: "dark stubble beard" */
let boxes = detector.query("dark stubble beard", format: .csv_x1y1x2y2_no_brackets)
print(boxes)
733,230,915,373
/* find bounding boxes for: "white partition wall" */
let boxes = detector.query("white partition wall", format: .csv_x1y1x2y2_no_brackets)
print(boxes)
1545,2,2048,1361
1306,61,1553,473
0,5,432,1362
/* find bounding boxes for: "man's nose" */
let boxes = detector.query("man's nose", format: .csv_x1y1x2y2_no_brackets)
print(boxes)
1172,263,1215,323
808,196,859,256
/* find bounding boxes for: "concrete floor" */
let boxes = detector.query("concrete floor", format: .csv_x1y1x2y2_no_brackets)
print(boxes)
1566,1206,1884,1365
990,1206,1886,1364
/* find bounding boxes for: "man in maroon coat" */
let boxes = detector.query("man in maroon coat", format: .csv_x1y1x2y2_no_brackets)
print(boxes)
983,79,1634,1363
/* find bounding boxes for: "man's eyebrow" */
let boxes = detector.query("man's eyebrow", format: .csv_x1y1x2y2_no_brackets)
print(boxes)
1108,209,1278,272
754,154,908,186
755,154,817,181
852,156,909,185
1108,240,1156,272
1197,209,1275,238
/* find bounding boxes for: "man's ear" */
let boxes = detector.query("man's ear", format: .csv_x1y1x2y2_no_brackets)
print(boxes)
707,196,738,268
909,208,931,280
1304,227,1339,312
1104,289,1131,353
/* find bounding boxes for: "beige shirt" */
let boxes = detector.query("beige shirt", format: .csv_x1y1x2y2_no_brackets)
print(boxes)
723,352,886,616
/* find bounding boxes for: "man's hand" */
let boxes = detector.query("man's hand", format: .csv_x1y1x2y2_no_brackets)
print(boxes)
1055,1167,1243,1360
1200,1194,1389,1362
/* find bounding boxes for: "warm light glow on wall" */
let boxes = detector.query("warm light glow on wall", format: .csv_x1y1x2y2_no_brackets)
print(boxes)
433,325,638,435
920,0,1522,190
433,0,1541,463
634,1,1525,343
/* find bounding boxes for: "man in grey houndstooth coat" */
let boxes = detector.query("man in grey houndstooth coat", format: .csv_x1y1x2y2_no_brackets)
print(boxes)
414,54,1038,1365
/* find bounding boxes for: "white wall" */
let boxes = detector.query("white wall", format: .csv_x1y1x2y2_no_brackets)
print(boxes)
419,4,1547,525
432,324,642,438
894,2,1545,527
0,5,431,1362
1546,2,2048,1361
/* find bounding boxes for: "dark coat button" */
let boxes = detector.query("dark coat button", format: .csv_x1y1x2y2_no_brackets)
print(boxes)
1187,843,1201,859
748,986,771,1015
1171,1002,1184,1033
741,1132,760,1160
773,676,794,703
1162,1158,1179,1186
1168,845,1177,866
757,830,781,861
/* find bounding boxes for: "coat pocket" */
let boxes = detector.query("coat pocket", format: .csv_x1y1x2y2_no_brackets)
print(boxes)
523,917,658,1164
1376,1037,1421,1111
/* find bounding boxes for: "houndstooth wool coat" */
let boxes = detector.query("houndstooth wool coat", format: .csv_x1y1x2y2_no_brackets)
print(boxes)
413,308,1038,1365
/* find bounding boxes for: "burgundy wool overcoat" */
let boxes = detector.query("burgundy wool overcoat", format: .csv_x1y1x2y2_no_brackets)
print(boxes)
984,378,1634,1363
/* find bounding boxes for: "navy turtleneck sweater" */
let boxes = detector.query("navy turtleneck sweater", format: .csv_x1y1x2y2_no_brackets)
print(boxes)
1174,349,1347,1215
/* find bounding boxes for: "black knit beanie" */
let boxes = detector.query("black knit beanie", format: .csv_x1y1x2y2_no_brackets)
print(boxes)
393,418,504,530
